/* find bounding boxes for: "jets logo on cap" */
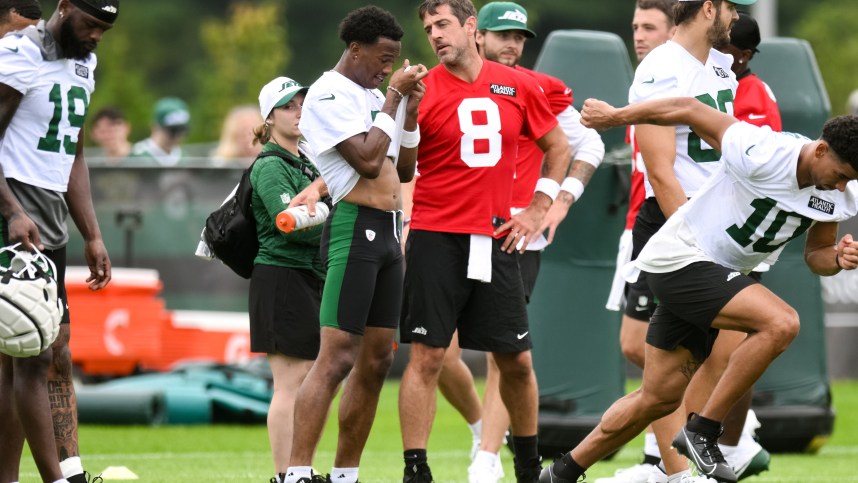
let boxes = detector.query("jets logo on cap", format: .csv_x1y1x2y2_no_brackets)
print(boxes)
102,5,117,13
498,9,527,23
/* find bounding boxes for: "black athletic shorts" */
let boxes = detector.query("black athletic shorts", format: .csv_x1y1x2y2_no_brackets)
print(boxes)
319,201,403,335
645,261,759,362
517,250,541,304
624,197,668,321
249,264,322,360
400,230,530,353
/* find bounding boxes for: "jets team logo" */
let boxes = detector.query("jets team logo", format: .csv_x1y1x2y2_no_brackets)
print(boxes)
75,64,89,78
498,9,527,24
808,196,835,215
490,84,516,97
713,66,729,78
366,230,376,241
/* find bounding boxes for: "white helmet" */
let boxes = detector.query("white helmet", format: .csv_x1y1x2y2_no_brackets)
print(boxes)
0,245,63,358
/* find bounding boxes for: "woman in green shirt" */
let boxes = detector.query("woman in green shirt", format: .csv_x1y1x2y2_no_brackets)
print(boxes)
249,77,324,483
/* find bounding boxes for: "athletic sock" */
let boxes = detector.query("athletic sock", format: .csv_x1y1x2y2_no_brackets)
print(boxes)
404,448,428,474
469,419,483,440
52,479,70,483
552,453,586,481
512,434,539,469
60,457,84,482
667,470,692,483
283,466,312,483
686,413,722,434
643,453,661,466
644,431,661,460
330,467,358,483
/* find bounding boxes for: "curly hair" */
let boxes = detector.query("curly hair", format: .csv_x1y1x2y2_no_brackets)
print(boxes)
673,0,723,26
822,115,858,173
339,5,403,46
418,0,476,25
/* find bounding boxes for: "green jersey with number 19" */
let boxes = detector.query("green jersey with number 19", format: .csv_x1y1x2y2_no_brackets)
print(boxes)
635,122,858,275
629,41,737,199
0,23,96,192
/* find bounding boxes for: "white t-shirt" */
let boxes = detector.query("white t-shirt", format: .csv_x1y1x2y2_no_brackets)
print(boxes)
635,122,858,274
629,41,737,199
299,70,386,204
0,27,97,192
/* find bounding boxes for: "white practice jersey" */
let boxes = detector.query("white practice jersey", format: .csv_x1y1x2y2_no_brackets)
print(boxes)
629,41,737,199
636,122,858,274
299,70,386,204
0,27,96,192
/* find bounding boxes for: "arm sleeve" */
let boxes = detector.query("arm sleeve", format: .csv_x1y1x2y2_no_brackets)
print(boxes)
557,105,604,168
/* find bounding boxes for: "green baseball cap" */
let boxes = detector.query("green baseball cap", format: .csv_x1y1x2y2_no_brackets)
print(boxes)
477,2,537,39
153,97,190,128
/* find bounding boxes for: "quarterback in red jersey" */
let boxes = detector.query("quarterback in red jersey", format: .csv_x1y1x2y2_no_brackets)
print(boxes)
399,1,571,482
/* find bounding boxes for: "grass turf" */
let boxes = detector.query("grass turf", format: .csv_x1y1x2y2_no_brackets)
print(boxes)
17,379,858,482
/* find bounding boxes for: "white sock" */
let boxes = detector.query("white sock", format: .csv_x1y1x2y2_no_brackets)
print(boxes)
330,467,358,483
720,443,738,458
473,450,496,468
59,457,84,479
667,470,692,483
469,419,483,440
283,466,312,483
52,480,70,483
644,432,661,459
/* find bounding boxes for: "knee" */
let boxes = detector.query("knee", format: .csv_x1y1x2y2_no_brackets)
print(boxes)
367,347,395,379
317,351,357,383
620,339,645,368
638,388,682,420
408,345,446,379
494,351,534,382
769,308,800,352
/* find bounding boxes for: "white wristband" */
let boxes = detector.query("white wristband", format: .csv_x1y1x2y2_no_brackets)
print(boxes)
401,125,420,148
561,177,585,201
534,177,561,201
372,112,396,141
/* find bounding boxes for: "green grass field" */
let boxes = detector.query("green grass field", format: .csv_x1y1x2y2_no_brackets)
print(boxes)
18,380,858,482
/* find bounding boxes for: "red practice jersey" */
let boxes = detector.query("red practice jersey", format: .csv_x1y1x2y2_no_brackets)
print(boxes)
625,125,646,230
411,61,558,236
733,72,782,131
511,65,573,209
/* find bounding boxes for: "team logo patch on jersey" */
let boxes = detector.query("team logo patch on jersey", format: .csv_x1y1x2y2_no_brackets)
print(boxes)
75,64,89,78
713,66,729,78
808,196,835,215
490,84,516,97
366,230,376,241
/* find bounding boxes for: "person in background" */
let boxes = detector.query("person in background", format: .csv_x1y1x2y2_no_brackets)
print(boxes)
211,104,263,168
250,77,325,483
88,106,132,164
0,1,116,482
131,96,191,166
0,0,40,36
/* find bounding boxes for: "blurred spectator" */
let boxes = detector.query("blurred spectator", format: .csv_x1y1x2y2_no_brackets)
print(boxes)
210,104,263,167
131,97,191,166
0,0,40,36
88,106,132,164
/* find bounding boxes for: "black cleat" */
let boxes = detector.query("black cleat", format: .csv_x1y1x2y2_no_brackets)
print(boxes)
403,463,434,483
538,464,585,483
515,462,543,483
672,425,737,483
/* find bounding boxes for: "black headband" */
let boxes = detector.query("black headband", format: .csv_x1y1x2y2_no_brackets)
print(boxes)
68,0,118,24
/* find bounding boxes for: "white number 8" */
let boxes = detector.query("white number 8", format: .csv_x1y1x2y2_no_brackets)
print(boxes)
458,98,502,168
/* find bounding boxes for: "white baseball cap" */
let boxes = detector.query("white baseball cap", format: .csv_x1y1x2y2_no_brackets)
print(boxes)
258,77,308,118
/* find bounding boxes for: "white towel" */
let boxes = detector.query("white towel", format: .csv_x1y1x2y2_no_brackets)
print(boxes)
467,234,493,283
606,229,633,311
510,207,548,252
386,94,410,166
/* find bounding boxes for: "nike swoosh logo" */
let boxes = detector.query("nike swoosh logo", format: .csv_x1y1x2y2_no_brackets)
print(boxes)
684,433,717,474
4,46,18,53
745,145,756,156
748,113,766,119
642,77,655,84
319,94,335,101
517,331,529,340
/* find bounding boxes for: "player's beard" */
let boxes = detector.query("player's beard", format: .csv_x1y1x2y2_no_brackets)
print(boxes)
485,45,519,67
709,9,731,50
59,19,95,61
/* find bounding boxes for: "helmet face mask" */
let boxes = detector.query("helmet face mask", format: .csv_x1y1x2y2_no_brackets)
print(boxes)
0,245,63,358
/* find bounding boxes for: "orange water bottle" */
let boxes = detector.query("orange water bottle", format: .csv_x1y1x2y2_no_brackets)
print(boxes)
276,203,330,233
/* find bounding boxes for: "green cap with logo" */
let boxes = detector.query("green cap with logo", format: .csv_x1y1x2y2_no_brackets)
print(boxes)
477,2,537,39
153,97,190,129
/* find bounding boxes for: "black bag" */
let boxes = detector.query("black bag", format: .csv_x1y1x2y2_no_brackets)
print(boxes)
203,151,324,278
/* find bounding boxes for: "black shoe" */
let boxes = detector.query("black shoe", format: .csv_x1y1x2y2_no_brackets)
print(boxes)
672,424,737,483
67,472,103,483
515,457,543,483
403,463,433,483
538,464,584,483
296,474,329,483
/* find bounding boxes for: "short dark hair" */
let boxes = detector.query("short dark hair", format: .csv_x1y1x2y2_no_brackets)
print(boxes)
418,0,476,25
822,115,858,173
674,0,723,26
0,0,41,21
339,5,403,46
91,106,126,124
637,0,677,26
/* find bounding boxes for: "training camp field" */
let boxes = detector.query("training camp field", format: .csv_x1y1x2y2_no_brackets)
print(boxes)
18,379,858,482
